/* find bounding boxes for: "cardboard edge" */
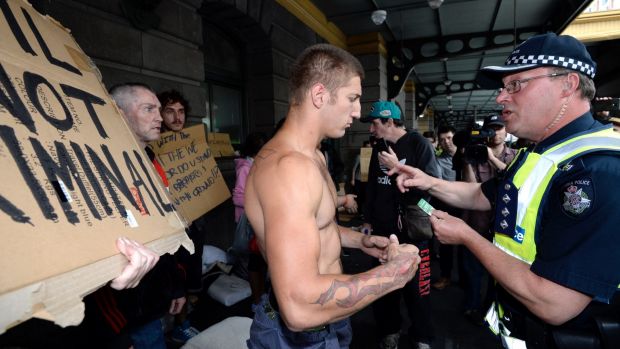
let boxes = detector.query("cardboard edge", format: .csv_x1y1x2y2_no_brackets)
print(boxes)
0,230,194,335
0,0,194,336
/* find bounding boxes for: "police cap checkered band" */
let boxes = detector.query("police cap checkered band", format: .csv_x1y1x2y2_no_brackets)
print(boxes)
505,55,595,78
477,33,596,89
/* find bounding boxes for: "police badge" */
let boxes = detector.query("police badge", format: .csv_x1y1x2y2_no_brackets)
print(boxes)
562,181,592,216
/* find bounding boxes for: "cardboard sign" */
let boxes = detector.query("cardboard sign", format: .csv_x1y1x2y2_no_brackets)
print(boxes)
0,0,191,333
149,125,231,223
207,132,236,157
360,147,372,182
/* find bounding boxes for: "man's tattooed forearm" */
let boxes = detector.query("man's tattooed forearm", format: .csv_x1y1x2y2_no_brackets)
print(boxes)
313,251,417,308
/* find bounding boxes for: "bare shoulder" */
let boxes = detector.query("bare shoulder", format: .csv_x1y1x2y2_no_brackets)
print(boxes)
250,143,323,207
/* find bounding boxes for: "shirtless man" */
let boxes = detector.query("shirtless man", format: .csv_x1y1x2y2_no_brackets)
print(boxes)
244,44,421,348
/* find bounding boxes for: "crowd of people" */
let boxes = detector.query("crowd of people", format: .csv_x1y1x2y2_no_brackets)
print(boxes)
1,32,618,349
243,32,619,349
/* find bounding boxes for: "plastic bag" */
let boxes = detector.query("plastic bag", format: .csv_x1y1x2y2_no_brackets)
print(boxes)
231,213,253,255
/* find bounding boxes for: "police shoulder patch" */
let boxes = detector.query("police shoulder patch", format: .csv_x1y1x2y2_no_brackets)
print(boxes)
561,178,593,216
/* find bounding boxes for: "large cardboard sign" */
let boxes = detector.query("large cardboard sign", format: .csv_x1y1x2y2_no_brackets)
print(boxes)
360,147,372,182
149,125,231,223
0,0,191,333
207,132,236,157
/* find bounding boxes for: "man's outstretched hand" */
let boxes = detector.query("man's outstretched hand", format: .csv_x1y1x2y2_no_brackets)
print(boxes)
360,234,390,262
110,237,159,290
385,234,421,286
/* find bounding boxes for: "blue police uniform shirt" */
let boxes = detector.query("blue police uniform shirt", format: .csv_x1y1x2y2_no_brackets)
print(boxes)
482,112,620,305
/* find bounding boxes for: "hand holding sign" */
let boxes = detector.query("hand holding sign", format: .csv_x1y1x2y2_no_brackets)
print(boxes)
110,237,159,290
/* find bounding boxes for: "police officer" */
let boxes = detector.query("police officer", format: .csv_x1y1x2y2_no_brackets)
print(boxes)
387,33,620,349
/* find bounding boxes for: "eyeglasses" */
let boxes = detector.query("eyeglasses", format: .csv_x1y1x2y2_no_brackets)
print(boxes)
498,72,569,94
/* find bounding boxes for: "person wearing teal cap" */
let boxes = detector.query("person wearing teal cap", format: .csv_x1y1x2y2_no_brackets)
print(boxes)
360,100,402,122
362,100,440,349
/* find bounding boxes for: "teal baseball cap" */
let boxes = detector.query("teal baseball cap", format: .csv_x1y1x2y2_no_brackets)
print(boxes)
360,100,401,123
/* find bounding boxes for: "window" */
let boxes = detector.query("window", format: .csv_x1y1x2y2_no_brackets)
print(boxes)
202,84,242,144
201,23,244,145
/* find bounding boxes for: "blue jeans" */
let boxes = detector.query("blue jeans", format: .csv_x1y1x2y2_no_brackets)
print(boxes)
248,294,352,348
129,318,166,349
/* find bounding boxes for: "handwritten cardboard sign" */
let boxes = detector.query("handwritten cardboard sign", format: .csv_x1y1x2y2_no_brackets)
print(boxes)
207,132,236,157
149,125,231,223
360,147,372,182
0,0,191,333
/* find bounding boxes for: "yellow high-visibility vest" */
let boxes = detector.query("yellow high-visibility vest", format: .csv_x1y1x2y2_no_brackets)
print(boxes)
486,125,620,344
493,126,620,264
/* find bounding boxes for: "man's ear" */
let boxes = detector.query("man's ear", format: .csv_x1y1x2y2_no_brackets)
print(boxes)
310,82,327,108
562,73,579,97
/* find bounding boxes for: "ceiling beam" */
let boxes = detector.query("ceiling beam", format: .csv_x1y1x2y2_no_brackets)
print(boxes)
416,80,479,100
387,26,543,98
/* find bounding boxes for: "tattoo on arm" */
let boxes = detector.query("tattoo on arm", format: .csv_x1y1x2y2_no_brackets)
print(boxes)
313,252,415,308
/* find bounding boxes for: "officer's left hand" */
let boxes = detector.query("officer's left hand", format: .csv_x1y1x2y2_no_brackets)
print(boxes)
430,210,474,245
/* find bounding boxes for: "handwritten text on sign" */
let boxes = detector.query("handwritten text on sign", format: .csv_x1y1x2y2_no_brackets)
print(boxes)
150,125,231,223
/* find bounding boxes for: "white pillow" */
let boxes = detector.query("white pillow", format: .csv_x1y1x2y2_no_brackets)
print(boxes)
207,274,251,306
203,245,230,265
202,245,233,274
181,316,252,349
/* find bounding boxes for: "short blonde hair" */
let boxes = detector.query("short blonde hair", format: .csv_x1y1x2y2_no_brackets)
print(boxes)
288,44,364,106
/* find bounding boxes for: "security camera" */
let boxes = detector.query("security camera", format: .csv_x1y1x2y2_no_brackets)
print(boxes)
428,0,444,10
371,10,387,25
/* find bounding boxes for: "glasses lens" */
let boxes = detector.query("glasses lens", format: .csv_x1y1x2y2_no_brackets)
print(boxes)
510,81,519,93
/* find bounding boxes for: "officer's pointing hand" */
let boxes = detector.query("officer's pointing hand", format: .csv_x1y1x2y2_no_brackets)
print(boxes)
387,164,432,193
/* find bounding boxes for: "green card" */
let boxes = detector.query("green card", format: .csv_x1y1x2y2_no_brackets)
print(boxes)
417,198,434,216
